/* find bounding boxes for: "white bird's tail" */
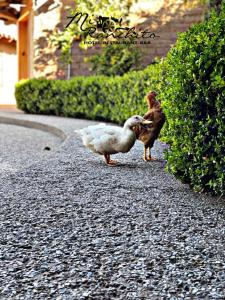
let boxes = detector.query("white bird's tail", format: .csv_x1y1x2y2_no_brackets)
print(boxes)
74,123,106,135
74,129,83,135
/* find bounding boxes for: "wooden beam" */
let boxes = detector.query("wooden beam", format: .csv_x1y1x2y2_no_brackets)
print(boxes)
0,3,9,7
0,0,23,5
10,0,23,3
0,11,18,22
18,13,29,80
17,9,28,21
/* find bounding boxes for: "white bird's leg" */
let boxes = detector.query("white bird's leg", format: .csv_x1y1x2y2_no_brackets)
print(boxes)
104,154,109,164
104,154,117,166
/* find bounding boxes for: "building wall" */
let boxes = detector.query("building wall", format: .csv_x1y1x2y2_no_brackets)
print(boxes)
0,39,17,105
62,0,207,77
33,0,207,79
33,0,64,78
134,0,207,67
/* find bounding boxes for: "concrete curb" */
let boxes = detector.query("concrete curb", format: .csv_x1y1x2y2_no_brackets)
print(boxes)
0,116,67,141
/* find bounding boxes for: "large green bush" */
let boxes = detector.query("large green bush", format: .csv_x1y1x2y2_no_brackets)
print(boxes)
160,6,225,195
86,43,143,76
15,62,163,125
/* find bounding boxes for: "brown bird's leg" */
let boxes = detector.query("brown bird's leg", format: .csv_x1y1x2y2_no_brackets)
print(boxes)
147,147,157,161
103,154,117,166
143,146,148,161
148,147,151,160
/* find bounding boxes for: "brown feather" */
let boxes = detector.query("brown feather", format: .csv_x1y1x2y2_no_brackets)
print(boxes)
136,91,166,149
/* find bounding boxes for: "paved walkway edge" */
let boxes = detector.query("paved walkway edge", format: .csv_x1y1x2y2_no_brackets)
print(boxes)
0,115,67,141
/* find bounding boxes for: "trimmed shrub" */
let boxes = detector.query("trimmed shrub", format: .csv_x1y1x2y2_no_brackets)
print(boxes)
160,6,225,195
15,78,65,115
15,62,163,125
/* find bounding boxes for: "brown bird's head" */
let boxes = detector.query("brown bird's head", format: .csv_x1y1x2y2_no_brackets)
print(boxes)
148,91,157,99
146,91,160,109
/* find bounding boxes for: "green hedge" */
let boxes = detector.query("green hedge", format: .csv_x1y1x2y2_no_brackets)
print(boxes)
15,62,163,125
160,7,225,195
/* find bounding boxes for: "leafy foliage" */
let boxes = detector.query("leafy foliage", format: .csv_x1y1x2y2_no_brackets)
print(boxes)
160,5,225,195
86,43,143,76
15,62,163,124
51,0,136,62
209,0,224,13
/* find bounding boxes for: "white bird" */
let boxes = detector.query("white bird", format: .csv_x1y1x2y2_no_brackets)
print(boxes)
75,115,152,165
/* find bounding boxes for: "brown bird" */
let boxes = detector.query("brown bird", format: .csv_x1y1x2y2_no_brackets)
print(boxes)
134,91,166,161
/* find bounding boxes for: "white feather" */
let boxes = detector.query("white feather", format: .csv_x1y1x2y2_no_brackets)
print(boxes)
75,116,145,156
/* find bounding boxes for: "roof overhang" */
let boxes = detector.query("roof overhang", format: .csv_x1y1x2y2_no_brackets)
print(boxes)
0,33,16,42
0,0,23,24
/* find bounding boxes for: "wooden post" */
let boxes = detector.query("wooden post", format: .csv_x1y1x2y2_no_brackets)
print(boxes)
18,12,29,80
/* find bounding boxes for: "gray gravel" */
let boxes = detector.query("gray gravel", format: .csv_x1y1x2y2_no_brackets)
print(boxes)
0,112,225,300
0,124,61,174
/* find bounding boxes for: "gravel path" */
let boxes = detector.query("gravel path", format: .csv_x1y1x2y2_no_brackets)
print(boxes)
0,124,61,174
0,111,225,300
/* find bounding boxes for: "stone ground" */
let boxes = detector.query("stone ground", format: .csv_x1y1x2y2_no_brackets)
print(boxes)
0,111,224,300
0,124,61,173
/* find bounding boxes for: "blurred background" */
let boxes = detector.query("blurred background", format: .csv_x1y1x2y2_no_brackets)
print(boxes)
0,0,212,107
